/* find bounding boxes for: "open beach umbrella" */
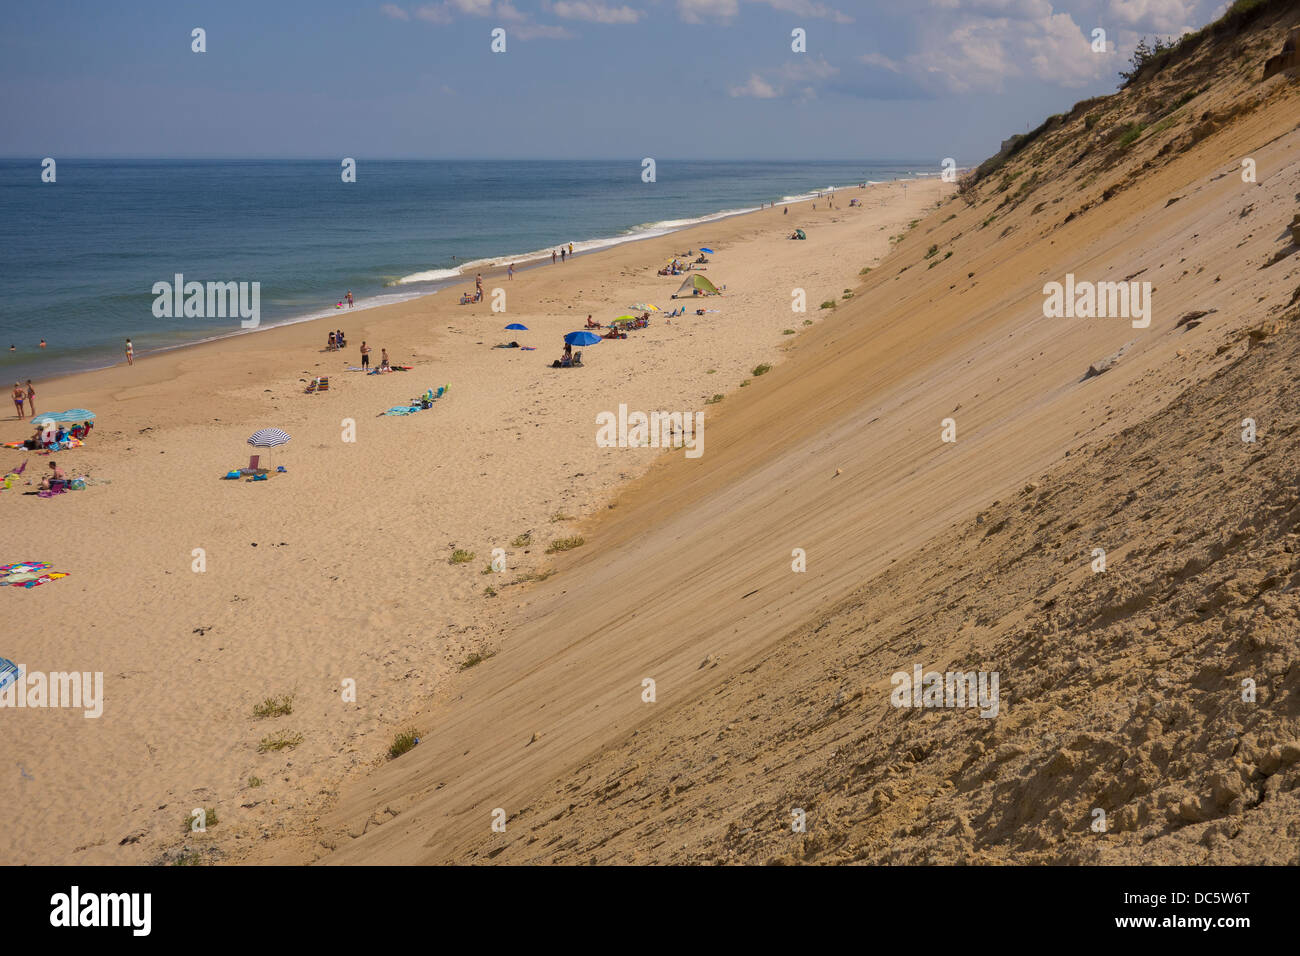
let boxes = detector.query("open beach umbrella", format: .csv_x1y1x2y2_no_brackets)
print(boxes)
505,323,528,331
614,315,636,322
30,409,95,425
247,428,291,448
699,247,714,254
564,331,601,347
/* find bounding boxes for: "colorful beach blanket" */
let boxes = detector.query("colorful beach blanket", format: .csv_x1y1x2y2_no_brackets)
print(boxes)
0,562,71,588
0,658,20,691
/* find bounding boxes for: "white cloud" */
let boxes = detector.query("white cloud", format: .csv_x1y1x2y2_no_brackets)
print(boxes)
730,73,779,97
678,0,740,21
380,3,411,20
1106,0,1199,33
549,1,643,23
413,4,454,24
730,56,838,98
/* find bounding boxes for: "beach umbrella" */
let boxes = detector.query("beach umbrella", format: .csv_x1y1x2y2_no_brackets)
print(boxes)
505,323,528,331
644,304,660,312
247,428,291,448
30,409,95,425
700,247,714,254
614,315,636,322
564,331,601,347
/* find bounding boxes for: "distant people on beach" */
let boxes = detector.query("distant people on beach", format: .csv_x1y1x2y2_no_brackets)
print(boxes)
360,341,371,368
380,348,390,369
561,247,566,263
328,331,337,350
569,243,574,256
552,250,557,265
346,291,354,308
12,383,25,419
39,339,46,349
508,263,514,280
336,329,345,349
26,380,35,415
125,339,134,365
476,273,483,298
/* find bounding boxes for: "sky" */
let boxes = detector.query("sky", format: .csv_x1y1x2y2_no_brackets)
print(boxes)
0,0,1232,164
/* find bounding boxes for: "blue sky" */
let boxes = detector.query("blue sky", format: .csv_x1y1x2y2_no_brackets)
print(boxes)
0,0,1229,163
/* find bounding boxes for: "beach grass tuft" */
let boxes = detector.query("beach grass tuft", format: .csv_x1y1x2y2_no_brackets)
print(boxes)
705,394,724,404
546,536,585,554
248,776,263,788
752,363,772,377
257,730,303,753
859,266,872,275
510,532,531,547
185,807,218,833
388,729,420,759
252,694,294,720
782,328,796,335
483,585,497,597
550,511,574,522
820,300,836,310
460,650,497,670
803,319,813,326
449,548,475,565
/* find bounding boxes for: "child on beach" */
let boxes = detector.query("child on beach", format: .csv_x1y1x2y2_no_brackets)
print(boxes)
125,339,134,365
380,348,390,370
328,331,336,350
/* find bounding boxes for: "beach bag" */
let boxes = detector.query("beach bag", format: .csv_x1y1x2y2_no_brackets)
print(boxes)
70,478,86,491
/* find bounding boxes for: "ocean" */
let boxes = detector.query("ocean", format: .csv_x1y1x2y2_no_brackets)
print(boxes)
0,159,925,380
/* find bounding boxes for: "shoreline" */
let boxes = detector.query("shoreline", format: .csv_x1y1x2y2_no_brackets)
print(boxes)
9,176,891,386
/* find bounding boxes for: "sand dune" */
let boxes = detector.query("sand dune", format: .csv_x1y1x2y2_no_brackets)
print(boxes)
253,4,1300,865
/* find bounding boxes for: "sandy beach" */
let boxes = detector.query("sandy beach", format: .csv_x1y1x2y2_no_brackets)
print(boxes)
0,179,944,864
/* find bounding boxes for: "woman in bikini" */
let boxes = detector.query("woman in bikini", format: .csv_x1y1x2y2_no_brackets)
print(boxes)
11,383,25,418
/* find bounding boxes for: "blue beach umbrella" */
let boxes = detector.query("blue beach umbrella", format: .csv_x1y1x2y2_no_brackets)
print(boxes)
505,323,528,331
31,409,95,425
700,247,714,254
564,331,601,347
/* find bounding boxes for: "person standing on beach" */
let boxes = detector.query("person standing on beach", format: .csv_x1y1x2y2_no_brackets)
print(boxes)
380,348,390,370
346,290,354,308
12,383,25,419
552,250,557,265
508,263,514,280
560,247,566,264
125,339,134,365
25,381,36,416
360,341,371,369
476,273,483,299
568,242,573,256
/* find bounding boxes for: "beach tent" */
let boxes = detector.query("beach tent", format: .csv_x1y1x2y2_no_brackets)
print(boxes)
672,274,720,298
793,229,807,239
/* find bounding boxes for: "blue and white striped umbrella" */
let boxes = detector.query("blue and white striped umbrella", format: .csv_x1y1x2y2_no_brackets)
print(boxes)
247,428,291,448
30,409,95,424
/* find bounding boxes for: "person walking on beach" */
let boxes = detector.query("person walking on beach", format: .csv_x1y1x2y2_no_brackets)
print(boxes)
25,380,36,416
12,383,25,419
560,247,566,264
125,339,134,365
552,250,557,265
346,290,354,308
508,262,514,280
360,341,371,369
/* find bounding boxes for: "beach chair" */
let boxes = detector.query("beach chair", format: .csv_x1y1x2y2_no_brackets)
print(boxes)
239,455,268,477
573,350,583,367
317,376,330,392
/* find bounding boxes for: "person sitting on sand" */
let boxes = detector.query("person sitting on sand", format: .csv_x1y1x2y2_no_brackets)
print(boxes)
585,315,599,329
39,460,66,491
328,331,336,350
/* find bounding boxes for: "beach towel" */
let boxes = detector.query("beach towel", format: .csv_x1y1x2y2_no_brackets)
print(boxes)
383,406,419,416
0,657,19,690
0,562,70,588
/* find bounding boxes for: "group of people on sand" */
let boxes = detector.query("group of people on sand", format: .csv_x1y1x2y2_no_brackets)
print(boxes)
357,341,389,370
11,381,36,418
327,328,348,350
21,420,91,450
